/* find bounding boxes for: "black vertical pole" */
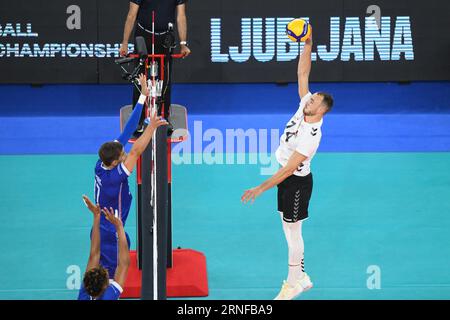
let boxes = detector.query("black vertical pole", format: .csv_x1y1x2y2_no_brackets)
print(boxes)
136,183,143,269
167,180,173,268
141,125,168,300
140,142,154,299
155,125,168,299
165,40,174,269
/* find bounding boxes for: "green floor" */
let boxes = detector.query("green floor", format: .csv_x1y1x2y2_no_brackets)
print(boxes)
0,153,449,299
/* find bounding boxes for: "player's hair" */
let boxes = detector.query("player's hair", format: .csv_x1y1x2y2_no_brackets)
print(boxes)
99,141,124,167
318,92,334,113
83,266,109,298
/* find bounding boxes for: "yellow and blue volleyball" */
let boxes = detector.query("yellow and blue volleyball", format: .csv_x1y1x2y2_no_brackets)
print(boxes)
286,18,312,42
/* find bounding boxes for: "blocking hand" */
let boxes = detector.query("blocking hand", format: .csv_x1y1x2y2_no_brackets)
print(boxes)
82,195,101,217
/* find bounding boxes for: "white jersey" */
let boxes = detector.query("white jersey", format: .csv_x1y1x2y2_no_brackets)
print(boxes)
275,92,323,176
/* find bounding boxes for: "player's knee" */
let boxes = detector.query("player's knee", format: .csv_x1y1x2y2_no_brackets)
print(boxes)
285,220,301,230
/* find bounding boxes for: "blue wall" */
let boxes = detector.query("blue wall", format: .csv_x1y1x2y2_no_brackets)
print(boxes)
1,82,449,116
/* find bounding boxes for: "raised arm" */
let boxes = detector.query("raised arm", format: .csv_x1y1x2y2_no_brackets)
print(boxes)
241,151,307,204
116,74,149,145
176,4,191,57
102,207,130,288
82,195,101,272
123,105,168,173
298,34,313,99
120,2,140,57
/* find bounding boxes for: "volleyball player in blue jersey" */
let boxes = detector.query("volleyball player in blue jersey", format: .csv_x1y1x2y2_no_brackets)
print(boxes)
78,196,129,300
93,74,167,278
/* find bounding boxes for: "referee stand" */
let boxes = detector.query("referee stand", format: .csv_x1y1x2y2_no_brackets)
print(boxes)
118,51,208,300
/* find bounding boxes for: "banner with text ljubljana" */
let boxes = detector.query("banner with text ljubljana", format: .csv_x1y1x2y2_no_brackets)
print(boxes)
0,0,449,83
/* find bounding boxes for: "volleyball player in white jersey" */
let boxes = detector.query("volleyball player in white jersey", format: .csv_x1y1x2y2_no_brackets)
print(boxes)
241,33,333,300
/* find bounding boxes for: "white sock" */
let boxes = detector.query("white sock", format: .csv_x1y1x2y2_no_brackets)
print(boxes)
287,264,303,286
280,213,305,286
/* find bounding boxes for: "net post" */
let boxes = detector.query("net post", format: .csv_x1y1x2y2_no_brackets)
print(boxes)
167,138,173,268
155,124,168,299
140,139,155,299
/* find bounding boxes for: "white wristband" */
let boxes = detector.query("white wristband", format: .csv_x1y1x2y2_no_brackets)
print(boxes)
138,94,147,105
180,41,187,46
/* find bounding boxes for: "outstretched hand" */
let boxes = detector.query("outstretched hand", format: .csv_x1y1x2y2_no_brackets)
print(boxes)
101,207,123,228
149,108,168,130
241,186,263,204
82,195,101,217
139,74,149,96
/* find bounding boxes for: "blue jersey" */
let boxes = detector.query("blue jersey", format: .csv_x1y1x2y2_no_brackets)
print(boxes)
78,280,123,300
94,160,132,232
